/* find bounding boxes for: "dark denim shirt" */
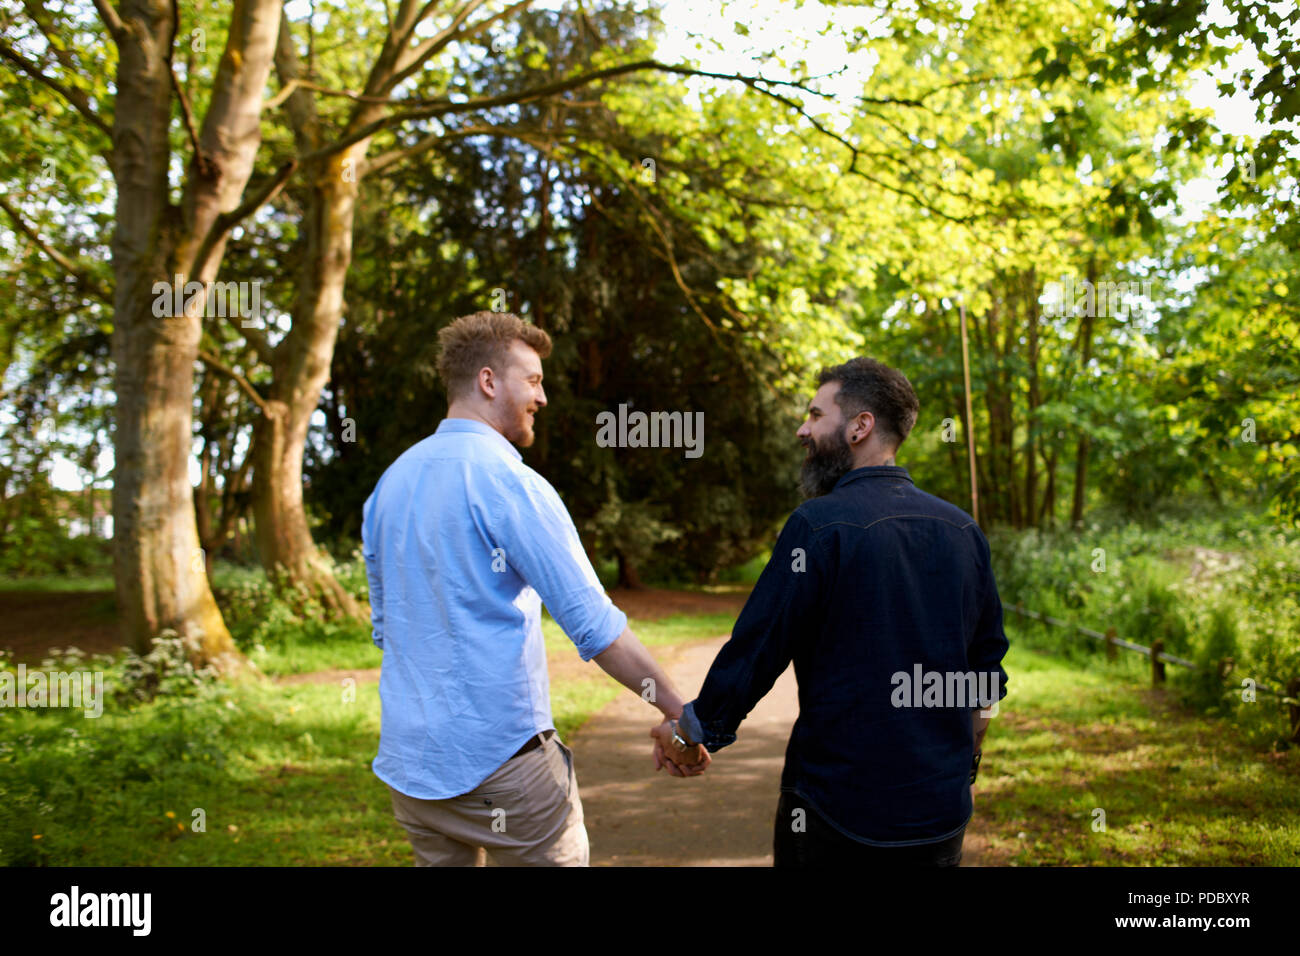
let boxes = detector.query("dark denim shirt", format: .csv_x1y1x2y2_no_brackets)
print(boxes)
679,465,1009,845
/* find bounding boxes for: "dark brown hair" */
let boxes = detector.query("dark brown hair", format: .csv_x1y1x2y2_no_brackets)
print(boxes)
817,357,919,448
436,311,552,398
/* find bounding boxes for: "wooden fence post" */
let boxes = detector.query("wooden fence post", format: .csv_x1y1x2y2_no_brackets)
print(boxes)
1105,626,1118,662
1150,638,1166,686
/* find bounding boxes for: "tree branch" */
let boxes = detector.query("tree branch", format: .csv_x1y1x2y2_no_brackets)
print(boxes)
274,7,322,153
362,120,474,175
298,59,845,167
388,0,430,49
90,0,127,43
0,37,113,140
384,0,534,97
220,311,276,366
374,56,976,223
263,76,301,110
20,0,103,95
907,70,1039,105
197,349,271,416
189,156,298,369
264,77,415,107
0,195,112,305
171,67,214,178
366,120,569,175
190,159,298,280
567,141,730,342
568,137,822,397
386,0,491,96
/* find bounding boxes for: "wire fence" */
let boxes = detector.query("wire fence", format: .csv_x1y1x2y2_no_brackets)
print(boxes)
1004,602,1300,743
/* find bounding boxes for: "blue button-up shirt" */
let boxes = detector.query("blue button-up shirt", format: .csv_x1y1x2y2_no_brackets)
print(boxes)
679,465,1009,845
363,418,627,799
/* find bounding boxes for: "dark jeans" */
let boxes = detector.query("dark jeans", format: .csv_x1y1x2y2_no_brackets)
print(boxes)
773,791,965,868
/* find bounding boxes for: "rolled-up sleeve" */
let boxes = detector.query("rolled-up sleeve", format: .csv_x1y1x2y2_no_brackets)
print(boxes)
680,511,826,751
495,473,626,661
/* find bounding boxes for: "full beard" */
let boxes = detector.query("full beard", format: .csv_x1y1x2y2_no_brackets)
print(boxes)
800,431,854,499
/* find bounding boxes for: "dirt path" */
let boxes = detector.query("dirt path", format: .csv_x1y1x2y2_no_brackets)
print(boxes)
604,586,751,620
568,634,993,866
0,591,120,663
567,636,793,865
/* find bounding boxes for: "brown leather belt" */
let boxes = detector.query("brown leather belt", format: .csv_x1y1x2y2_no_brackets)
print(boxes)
511,729,554,760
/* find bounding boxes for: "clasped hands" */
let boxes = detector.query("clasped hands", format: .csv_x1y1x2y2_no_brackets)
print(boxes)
649,718,711,777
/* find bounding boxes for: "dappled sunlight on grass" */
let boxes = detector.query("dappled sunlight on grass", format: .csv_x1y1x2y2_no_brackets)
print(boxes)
974,642,1300,865
0,608,734,865
3,599,1294,866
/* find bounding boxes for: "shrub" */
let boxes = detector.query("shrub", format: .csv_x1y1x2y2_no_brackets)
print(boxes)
114,631,221,706
987,508,1298,722
1183,604,1241,711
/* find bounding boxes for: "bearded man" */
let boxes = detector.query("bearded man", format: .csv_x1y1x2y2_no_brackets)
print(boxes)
650,357,1010,867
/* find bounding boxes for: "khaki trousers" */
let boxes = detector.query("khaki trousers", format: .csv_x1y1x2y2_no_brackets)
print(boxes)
387,733,589,866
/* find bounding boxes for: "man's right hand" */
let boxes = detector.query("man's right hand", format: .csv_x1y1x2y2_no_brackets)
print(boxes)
650,720,710,777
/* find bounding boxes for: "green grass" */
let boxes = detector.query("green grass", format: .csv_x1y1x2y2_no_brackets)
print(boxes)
2,677,411,865
0,574,115,593
979,627,1300,865
0,609,732,866
4,582,1296,866
548,673,621,741
244,621,381,677
541,612,735,653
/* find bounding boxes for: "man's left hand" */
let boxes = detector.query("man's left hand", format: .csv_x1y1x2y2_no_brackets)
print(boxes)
650,719,710,776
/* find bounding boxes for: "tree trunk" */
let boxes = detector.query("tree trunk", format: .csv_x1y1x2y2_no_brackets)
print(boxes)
250,151,362,619
980,297,1012,526
113,296,234,665
967,301,998,524
1023,270,1040,528
110,0,282,672
999,293,1020,527
1070,434,1090,527
616,550,644,590
195,360,255,577
236,20,392,618
1040,445,1058,527
195,368,219,577
252,394,359,617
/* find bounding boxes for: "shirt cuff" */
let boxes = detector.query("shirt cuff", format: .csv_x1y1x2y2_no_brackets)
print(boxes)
679,700,736,753
575,604,627,662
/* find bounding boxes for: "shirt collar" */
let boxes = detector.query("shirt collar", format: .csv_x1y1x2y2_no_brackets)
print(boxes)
436,417,522,461
832,464,913,491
